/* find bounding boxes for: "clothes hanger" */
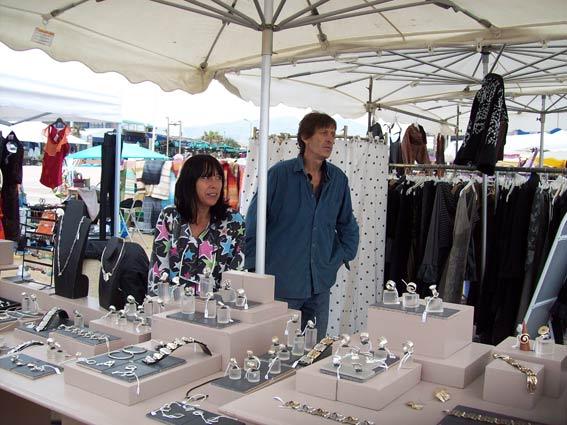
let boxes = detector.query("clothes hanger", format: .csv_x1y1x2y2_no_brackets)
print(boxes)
53,117,66,129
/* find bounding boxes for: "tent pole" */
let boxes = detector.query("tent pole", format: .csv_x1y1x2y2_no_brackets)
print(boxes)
539,95,546,167
255,0,274,274
113,124,122,236
455,104,460,160
480,50,489,283
367,77,373,133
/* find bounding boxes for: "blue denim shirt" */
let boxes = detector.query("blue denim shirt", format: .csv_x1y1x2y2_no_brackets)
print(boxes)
245,157,359,299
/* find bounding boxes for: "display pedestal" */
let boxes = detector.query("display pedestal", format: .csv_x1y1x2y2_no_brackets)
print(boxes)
221,270,275,303
193,298,288,324
151,308,291,367
0,240,14,265
49,331,123,357
89,318,151,345
338,362,421,410
414,342,492,388
64,341,221,406
295,360,340,401
493,336,567,398
367,301,473,358
14,325,53,343
483,358,545,409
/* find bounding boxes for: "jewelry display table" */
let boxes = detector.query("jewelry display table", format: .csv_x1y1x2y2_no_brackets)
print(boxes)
220,372,567,425
493,336,567,397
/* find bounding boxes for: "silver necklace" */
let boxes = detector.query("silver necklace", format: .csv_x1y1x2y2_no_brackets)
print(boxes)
56,216,87,276
100,239,126,282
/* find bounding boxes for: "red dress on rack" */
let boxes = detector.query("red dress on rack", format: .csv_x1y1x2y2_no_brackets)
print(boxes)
40,124,70,189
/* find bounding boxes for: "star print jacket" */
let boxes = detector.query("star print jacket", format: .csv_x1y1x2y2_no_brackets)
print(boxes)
147,206,245,295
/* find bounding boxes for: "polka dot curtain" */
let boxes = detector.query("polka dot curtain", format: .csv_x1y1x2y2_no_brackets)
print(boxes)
240,136,388,335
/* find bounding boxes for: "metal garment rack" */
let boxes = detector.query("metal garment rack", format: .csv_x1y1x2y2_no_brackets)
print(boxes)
388,162,567,283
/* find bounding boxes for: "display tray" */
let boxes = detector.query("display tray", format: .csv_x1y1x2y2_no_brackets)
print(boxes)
0,353,62,379
0,296,20,310
166,311,241,329
208,294,261,310
212,358,294,393
77,350,186,380
147,403,244,425
371,301,460,318
319,354,400,383
53,326,120,346
17,318,74,338
437,405,546,425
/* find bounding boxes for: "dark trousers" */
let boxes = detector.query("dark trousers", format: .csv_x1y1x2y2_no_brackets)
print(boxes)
278,291,330,342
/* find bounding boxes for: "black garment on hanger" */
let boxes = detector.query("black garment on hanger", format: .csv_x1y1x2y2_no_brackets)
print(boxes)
0,131,24,242
141,160,164,185
454,73,508,175
98,237,149,310
369,122,383,138
54,199,92,299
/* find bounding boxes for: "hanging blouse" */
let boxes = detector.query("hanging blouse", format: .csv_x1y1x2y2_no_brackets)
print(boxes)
147,205,245,295
40,124,71,189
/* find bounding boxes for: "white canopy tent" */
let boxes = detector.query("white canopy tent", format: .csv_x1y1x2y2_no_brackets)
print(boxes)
2,0,566,272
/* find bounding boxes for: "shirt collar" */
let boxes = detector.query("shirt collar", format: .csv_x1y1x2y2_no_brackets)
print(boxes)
293,155,331,180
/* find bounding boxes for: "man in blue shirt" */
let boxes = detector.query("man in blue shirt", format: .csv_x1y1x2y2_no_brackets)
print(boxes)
245,112,359,339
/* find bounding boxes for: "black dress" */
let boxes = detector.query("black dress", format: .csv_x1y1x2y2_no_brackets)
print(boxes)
0,132,24,242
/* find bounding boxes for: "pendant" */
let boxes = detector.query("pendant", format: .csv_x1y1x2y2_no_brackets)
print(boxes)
103,272,111,282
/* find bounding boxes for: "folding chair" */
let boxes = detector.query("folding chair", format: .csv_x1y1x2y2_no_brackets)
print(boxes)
120,191,148,248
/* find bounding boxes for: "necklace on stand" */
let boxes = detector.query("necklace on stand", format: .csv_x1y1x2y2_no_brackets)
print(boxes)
100,239,126,282
56,216,87,277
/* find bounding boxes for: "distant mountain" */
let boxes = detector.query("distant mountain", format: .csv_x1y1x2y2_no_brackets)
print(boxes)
181,116,368,145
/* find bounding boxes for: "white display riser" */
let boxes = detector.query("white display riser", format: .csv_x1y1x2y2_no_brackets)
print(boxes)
483,358,545,410
494,336,567,398
151,308,294,368
221,270,275,303
64,340,222,406
89,318,151,346
414,342,493,388
367,301,473,359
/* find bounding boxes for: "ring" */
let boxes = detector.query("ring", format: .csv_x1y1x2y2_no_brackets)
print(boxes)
107,350,134,360
122,345,147,355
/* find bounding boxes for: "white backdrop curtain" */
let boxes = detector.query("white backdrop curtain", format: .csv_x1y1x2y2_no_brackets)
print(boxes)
240,137,388,334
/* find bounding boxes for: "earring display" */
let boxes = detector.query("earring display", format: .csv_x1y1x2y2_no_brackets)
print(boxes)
273,397,375,425
382,280,399,305
0,353,62,380
402,280,419,309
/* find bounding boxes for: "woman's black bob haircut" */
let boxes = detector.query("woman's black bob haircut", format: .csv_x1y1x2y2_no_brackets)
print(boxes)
174,154,229,224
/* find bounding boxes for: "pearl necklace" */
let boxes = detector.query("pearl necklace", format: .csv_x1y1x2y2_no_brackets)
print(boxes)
56,216,87,277
100,239,126,282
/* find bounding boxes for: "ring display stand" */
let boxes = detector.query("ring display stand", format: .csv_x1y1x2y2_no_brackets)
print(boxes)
221,271,275,303
166,311,241,329
193,297,288,324
212,357,294,393
318,354,399,383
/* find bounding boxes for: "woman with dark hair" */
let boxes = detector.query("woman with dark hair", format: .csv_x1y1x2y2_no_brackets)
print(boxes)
147,154,245,295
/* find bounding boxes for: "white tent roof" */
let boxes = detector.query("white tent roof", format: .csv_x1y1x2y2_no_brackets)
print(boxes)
1,0,566,95
0,43,122,124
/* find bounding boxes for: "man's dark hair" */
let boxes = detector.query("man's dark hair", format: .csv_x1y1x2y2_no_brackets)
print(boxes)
297,112,337,155
175,154,229,224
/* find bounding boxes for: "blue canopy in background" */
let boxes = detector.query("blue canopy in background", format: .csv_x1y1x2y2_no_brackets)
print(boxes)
68,143,167,160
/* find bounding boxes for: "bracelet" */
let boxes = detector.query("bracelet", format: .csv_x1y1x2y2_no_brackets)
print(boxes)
274,397,374,425
143,337,211,365
295,335,337,367
492,353,538,394
7,340,44,355
446,407,536,425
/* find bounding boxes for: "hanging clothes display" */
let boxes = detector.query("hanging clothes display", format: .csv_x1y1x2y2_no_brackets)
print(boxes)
436,134,446,165
40,120,71,189
0,131,23,242
222,160,241,210
401,123,430,164
454,73,508,175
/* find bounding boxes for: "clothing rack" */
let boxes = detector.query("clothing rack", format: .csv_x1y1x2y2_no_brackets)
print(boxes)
388,162,567,288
